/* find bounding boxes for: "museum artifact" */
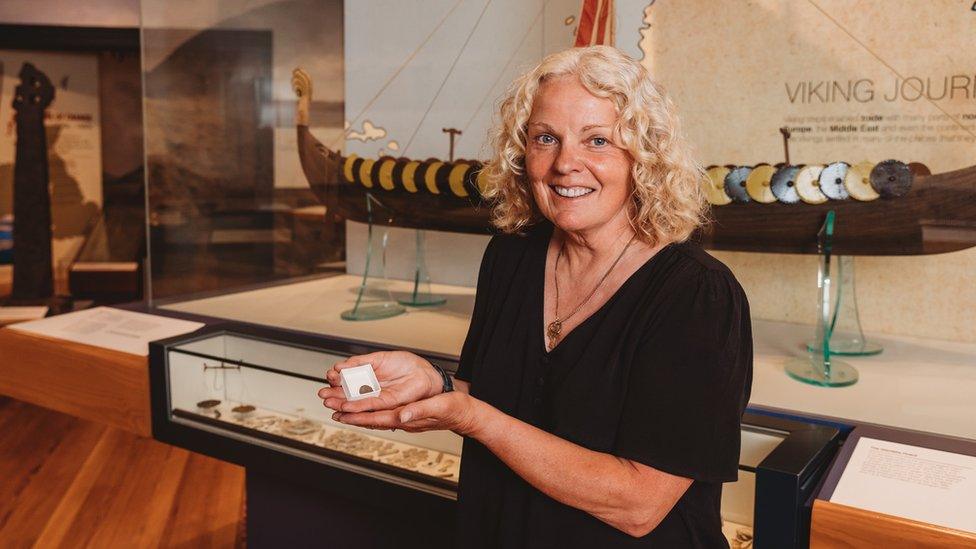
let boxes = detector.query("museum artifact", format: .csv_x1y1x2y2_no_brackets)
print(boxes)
10,63,55,302
293,68,976,257
339,363,382,401
151,327,463,494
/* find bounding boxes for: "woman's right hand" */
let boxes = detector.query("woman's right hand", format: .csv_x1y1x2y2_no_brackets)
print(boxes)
317,351,443,414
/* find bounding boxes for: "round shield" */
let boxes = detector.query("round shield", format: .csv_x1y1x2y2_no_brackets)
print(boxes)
703,166,732,206
723,166,753,203
770,165,801,204
819,162,850,200
795,165,828,204
870,159,913,198
907,162,931,176
844,161,879,201
745,164,777,203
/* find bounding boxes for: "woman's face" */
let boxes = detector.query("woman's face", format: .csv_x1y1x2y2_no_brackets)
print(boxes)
525,75,633,235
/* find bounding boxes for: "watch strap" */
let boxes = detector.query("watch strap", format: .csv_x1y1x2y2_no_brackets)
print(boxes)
431,363,454,394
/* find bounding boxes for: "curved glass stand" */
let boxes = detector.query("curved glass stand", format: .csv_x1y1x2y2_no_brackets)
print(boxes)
341,195,406,321
785,211,859,387
805,256,883,356
397,230,446,307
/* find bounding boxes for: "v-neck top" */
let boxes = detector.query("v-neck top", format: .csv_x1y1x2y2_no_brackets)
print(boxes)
453,222,753,548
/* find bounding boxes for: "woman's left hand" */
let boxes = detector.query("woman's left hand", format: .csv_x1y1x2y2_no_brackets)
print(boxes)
332,391,485,437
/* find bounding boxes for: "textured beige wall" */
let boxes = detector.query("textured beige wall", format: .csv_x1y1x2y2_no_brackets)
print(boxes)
643,0,976,344
714,245,976,344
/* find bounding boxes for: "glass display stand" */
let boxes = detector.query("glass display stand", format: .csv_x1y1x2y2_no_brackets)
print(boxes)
155,328,462,492
805,255,883,356
341,195,406,321
785,211,859,387
397,230,447,307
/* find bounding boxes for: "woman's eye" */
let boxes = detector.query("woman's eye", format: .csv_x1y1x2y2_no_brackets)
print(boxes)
535,134,556,145
590,136,609,146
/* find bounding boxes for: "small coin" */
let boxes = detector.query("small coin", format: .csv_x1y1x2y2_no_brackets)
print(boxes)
196,399,221,409
232,404,256,414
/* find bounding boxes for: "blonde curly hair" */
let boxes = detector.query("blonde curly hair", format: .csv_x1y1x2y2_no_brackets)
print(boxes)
480,45,707,245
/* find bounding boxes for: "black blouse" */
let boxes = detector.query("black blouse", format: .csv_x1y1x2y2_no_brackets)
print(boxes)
453,222,753,548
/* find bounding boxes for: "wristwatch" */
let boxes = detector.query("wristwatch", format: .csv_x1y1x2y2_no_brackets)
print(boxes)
431,363,454,394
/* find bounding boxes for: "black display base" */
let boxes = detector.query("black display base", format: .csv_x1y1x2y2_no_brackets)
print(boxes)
246,469,455,549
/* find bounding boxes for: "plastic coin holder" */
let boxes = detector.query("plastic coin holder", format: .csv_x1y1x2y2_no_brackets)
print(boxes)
339,363,382,401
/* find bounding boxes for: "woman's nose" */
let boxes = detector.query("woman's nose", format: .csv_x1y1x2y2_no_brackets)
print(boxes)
553,141,583,174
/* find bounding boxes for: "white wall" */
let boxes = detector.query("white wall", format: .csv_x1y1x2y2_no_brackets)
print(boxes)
0,0,139,27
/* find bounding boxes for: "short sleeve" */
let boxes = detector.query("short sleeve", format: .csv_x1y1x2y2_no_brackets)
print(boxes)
613,269,753,483
453,236,500,382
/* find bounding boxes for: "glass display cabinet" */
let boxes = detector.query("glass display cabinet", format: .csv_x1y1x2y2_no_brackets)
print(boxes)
150,323,462,498
150,322,840,548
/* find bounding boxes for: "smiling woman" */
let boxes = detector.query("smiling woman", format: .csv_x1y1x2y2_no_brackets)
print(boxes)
482,46,708,245
320,46,753,548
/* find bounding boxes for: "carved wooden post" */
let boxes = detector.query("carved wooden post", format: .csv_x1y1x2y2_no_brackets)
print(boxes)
11,63,56,301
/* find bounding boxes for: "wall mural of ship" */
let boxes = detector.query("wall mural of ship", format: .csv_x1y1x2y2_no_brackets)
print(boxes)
293,0,976,257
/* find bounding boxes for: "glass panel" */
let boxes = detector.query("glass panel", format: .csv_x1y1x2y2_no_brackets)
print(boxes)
141,0,580,309
721,425,787,528
141,0,346,300
739,427,787,470
721,470,757,527
166,332,462,486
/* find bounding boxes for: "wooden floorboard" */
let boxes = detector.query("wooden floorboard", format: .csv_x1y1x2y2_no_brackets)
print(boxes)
0,397,245,548
0,406,105,547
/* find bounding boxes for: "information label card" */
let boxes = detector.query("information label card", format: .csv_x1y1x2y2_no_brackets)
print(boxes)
10,307,204,356
830,437,976,533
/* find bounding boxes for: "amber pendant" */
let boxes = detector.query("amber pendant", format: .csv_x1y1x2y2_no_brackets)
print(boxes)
546,320,562,350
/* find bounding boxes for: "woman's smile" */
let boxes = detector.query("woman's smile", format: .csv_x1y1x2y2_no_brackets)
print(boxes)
549,184,596,199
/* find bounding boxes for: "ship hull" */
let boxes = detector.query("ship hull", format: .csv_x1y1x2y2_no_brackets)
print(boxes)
702,165,976,255
298,126,976,256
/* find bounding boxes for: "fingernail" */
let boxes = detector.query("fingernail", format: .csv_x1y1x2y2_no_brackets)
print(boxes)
399,410,412,422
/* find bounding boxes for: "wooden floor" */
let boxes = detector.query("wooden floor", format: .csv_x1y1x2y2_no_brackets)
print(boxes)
0,396,245,548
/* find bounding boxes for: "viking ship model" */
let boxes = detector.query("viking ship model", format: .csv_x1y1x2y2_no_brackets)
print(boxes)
293,68,491,235
292,64,976,257
292,0,976,258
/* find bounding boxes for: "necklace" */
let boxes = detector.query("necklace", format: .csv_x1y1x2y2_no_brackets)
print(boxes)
547,234,637,351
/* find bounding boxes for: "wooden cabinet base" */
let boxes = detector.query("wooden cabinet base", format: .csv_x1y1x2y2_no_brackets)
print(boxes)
811,499,976,548
0,328,150,436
